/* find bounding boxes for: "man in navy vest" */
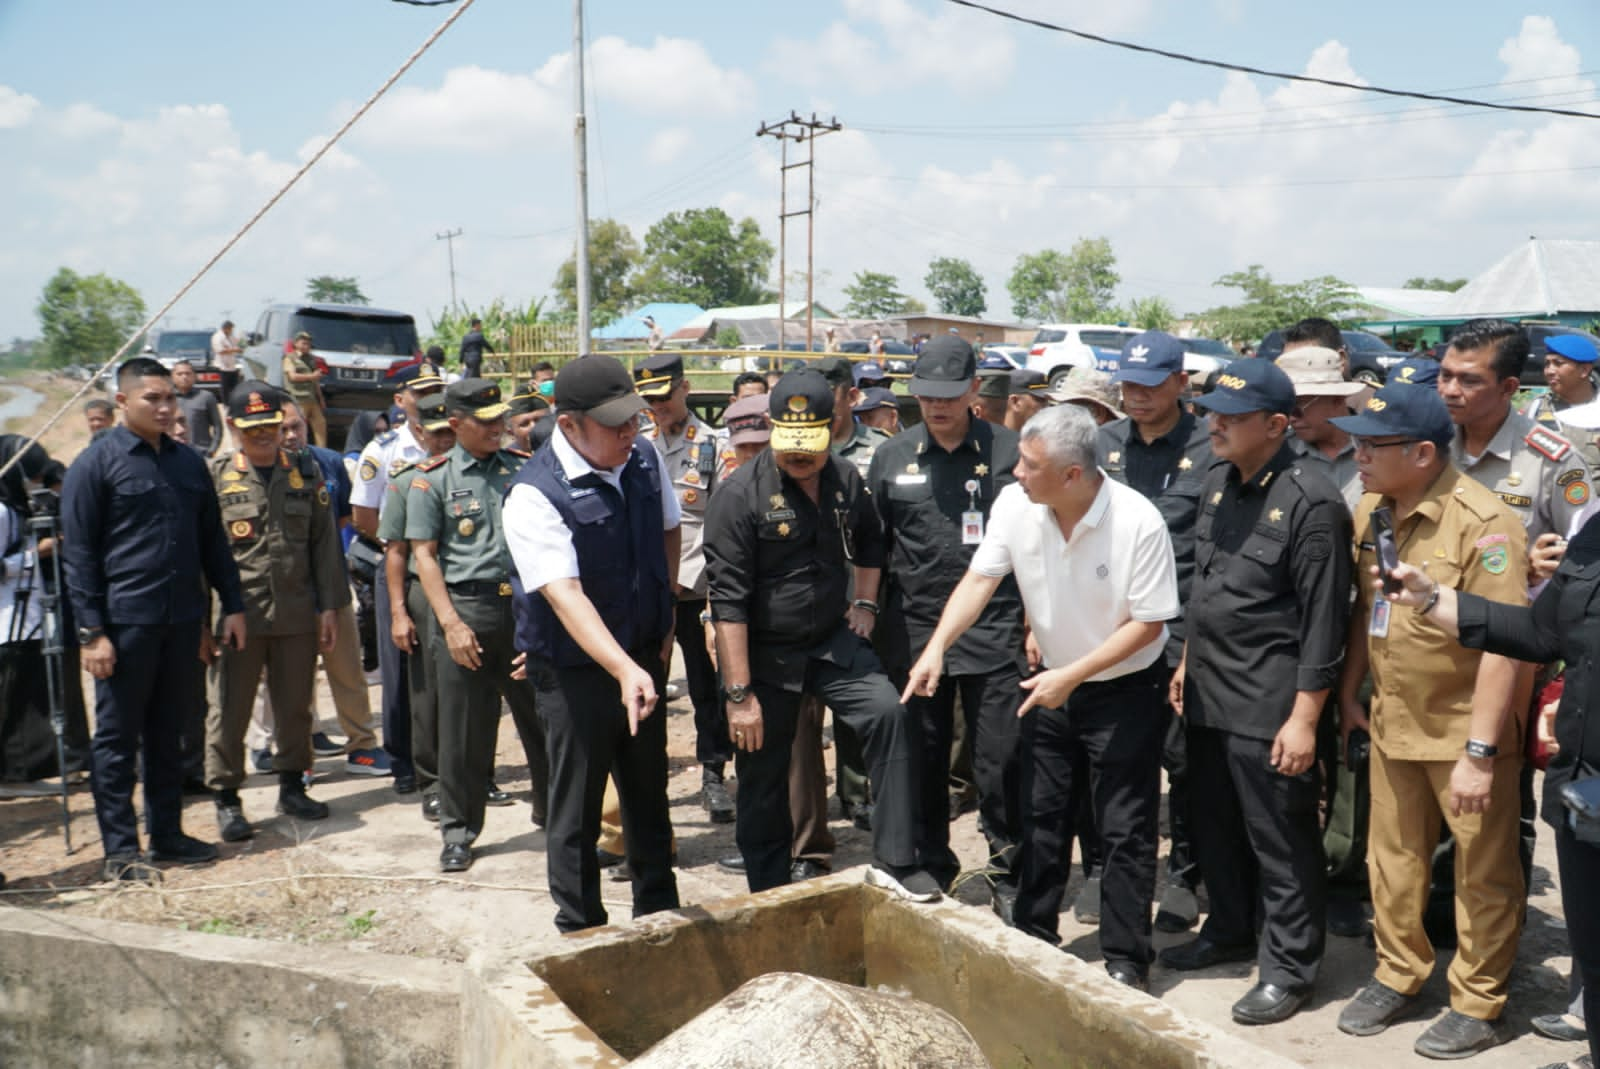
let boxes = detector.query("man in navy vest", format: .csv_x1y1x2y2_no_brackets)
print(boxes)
503,355,682,932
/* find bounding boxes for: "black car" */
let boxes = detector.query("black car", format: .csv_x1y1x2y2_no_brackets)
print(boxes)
144,328,225,397
1256,329,1402,385
837,338,916,375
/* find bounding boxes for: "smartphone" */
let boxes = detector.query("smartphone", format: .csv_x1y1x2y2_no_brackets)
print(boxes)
1370,507,1402,596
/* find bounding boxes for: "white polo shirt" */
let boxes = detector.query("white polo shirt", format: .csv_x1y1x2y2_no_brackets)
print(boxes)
504,427,681,592
970,475,1177,681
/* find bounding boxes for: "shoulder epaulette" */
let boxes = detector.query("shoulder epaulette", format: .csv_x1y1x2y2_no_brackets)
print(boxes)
417,455,449,472
504,447,531,459
1525,424,1573,463
374,429,399,446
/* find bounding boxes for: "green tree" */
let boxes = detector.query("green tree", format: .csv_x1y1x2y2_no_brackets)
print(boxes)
35,268,146,368
924,257,987,317
1401,276,1469,292
1198,265,1360,343
1007,238,1120,322
1119,295,1177,331
714,326,744,348
842,271,910,319
552,218,643,328
426,296,547,364
306,275,369,304
635,208,775,309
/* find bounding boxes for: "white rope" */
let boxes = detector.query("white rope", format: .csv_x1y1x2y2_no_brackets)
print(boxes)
0,0,479,480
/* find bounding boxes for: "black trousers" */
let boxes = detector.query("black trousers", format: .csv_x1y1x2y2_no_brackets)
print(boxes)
531,649,678,933
1014,662,1165,971
1554,818,1600,1067
740,633,920,893
431,593,546,847
89,621,201,858
907,665,1023,885
674,597,730,771
374,569,411,779
1187,724,1327,990
405,578,441,797
1162,707,1199,887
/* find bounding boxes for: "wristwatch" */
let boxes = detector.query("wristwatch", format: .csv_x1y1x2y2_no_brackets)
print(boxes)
77,626,105,646
1464,739,1499,760
724,683,751,704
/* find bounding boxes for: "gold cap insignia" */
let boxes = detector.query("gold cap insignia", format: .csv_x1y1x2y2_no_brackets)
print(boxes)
1108,451,1121,464
1269,508,1283,522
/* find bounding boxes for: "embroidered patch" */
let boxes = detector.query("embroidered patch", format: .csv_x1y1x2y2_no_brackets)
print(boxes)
228,519,255,540
1497,492,1532,508
317,486,329,506
1566,480,1590,506
1525,425,1572,463
410,477,431,492
1558,469,1586,486
359,458,378,481
1475,533,1509,548
1480,544,1509,575
682,488,698,504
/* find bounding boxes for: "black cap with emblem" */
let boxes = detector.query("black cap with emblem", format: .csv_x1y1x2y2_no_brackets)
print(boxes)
554,354,647,427
768,369,835,453
228,380,285,428
909,335,977,398
633,352,683,398
417,392,451,432
444,378,510,421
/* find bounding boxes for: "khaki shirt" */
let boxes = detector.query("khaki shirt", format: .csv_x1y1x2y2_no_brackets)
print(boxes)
1452,408,1588,543
833,421,891,479
403,443,527,585
642,412,719,596
1352,465,1528,761
211,448,348,636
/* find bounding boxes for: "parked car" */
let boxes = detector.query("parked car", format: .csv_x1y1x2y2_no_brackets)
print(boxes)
1255,329,1400,385
241,303,423,438
1024,324,1141,387
980,344,1030,369
1176,336,1237,388
838,338,916,375
144,328,225,397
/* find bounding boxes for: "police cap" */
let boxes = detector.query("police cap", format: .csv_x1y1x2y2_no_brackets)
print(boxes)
1192,357,1295,416
768,369,834,454
228,380,284,428
1330,382,1454,446
444,377,510,422
633,352,683,398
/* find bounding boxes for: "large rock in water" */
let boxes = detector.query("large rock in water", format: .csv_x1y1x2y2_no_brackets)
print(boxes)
631,971,988,1068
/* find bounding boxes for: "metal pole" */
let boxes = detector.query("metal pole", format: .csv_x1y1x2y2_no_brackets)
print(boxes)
805,127,817,353
435,228,462,311
572,0,592,354
777,135,788,354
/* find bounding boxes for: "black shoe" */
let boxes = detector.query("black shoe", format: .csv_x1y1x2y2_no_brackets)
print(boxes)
1107,963,1149,993
991,884,1018,926
214,792,253,843
102,855,160,883
790,858,829,882
845,802,873,832
1154,883,1199,932
1158,936,1256,971
702,771,735,824
277,775,330,821
597,847,625,869
1231,982,1309,1025
1530,1013,1588,1043
147,833,219,865
181,776,213,796
485,784,513,807
1413,1011,1504,1059
948,792,977,820
716,853,747,874
440,843,472,873
1327,897,1370,938
1073,872,1102,924
1337,979,1418,1037
422,795,441,823
393,772,417,795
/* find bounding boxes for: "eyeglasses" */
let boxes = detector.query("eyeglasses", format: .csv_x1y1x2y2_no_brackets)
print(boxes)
1351,436,1416,454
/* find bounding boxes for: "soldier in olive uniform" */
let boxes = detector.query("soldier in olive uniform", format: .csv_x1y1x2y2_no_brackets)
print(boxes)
635,352,735,822
207,382,347,842
377,393,456,822
406,379,547,873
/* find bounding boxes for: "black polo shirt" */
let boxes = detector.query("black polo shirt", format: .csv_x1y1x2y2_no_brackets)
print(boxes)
1184,442,1354,741
704,450,885,691
866,418,1024,675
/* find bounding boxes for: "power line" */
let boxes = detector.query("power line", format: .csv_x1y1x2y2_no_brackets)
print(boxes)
943,0,1600,121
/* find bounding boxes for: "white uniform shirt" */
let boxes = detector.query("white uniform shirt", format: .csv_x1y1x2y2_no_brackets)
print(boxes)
504,427,681,592
350,423,427,519
210,329,238,372
970,476,1177,681
0,506,43,644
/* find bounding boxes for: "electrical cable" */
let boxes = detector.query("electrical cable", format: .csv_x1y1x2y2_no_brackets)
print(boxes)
0,0,478,482
943,0,1600,121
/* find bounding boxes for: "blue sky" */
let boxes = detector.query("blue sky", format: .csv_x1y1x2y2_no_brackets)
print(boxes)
1,0,1597,343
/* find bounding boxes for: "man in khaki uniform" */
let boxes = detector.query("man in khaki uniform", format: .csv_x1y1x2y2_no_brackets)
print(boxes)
1331,383,1527,1059
207,382,347,842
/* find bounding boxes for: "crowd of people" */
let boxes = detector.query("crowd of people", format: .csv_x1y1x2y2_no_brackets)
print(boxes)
3,316,1597,1068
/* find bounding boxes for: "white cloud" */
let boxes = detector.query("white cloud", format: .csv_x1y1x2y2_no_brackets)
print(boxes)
357,64,568,150
589,36,755,116
0,85,39,129
769,0,1018,93
646,127,692,166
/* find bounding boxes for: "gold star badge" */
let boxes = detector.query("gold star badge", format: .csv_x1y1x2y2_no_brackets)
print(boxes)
906,463,919,475
1178,457,1193,471
974,464,989,476
1506,472,1522,487
1108,451,1121,464
777,521,791,537
1269,508,1283,523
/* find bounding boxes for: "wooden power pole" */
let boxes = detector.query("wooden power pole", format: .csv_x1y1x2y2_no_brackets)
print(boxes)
756,112,841,353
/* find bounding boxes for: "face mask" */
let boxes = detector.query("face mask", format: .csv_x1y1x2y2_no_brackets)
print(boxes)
538,380,555,398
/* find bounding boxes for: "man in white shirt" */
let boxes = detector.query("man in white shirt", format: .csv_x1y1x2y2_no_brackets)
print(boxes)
905,404,1179,991
210,320,243,401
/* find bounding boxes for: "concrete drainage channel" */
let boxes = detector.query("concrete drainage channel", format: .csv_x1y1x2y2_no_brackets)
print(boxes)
1,874,1300,1068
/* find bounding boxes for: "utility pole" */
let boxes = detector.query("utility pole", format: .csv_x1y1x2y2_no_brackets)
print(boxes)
756,112,842,353
435,228,462,311
572,0,593,353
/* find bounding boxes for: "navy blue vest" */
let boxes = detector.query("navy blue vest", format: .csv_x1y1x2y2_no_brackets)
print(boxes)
510,440,672,668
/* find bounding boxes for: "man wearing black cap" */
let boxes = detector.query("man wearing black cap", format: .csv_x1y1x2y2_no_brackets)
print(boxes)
206,381,348,841
1097,329,1216,932
506,385,551,454
974,371,1009,427
1005,369,1053,433
867,335,1025,896
406,378,547,874
502,355,681,931
1329,383,1526,1058
1162,359,1354,1026
853,387,901,436
704,369,937,901
635,351,735,824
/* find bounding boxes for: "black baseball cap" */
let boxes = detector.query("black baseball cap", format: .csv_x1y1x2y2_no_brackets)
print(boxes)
1192,358,1295,416
853,361,887,386
1330,382,1454,446
506,387,549,417
813,357,854,390
1008,369,1051,397
909,335,976,398
852,386,898,414
977,370,1011,399
1112,330,1186,387
392,362,445,393
444,378,510,421
554,355,646,427
228,380,284,428
768,369,834,453
633,352,683,398
417,392,451,433
1387,358,1440,387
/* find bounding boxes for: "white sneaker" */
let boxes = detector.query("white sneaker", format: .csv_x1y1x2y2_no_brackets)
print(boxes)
865,863,942,903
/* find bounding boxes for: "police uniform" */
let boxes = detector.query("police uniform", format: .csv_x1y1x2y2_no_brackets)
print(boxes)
1169,360,1355,1008
1337,388,1529,1026
206,387,348,828
1523,389,1600,472
502,356,681,932
867,336,1025,888
350,364,445,785
635,353,733,799
705,371,927,895
1452,408,1588,544
405,379,547,871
